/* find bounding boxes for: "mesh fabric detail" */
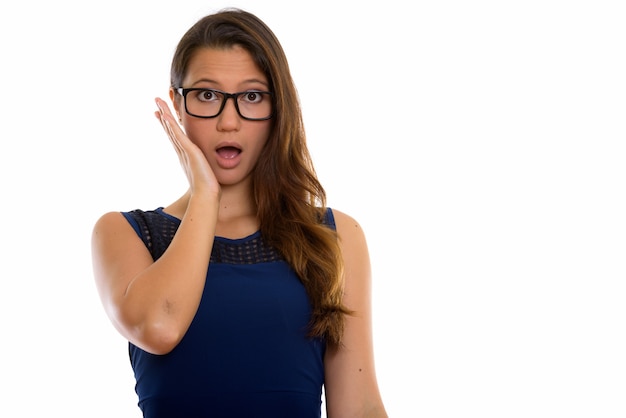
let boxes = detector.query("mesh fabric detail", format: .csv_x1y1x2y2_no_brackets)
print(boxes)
124,209,284,264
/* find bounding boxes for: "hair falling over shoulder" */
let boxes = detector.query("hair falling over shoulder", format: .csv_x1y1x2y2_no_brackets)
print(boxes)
170,8,351,346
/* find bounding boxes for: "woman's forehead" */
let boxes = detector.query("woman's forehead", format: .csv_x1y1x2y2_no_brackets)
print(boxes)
183,46,268,88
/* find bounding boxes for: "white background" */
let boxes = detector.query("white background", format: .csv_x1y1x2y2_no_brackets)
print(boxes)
1,1,625,417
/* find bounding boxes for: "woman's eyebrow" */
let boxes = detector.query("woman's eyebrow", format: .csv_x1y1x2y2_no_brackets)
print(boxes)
188,78,269,89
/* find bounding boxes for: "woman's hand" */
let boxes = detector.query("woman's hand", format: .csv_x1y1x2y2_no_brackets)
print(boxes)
155,97,221,198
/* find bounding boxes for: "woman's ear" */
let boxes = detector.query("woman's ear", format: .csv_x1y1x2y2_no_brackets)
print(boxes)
169,88,183,122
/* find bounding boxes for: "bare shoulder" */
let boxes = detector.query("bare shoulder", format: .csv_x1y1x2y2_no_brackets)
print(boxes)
330,208,369,260
93,210,128,232
330,208,367,240
91,210,149,260
91,210,153,293
329,208,372,305
91,211,142,250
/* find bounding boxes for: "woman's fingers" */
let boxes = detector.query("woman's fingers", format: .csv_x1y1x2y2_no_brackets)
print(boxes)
154,97,220,196
154,108,184,163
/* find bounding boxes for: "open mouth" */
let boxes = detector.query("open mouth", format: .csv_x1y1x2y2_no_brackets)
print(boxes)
216,146,241,159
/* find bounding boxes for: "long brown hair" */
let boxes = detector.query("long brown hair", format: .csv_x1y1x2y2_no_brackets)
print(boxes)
170,8,351,345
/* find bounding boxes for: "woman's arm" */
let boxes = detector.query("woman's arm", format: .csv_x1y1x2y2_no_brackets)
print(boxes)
91,98,220,355
91,193,217,355
324,209,388,417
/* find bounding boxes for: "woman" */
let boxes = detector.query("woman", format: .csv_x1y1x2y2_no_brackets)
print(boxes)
91,8,387,417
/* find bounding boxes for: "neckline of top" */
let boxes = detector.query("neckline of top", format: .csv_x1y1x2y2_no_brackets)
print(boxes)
155,207,262,243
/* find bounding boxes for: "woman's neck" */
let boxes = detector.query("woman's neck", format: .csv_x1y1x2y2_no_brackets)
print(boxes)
166,184,259,239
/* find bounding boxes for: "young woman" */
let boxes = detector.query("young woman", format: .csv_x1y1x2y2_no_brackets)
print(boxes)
91,8,387,417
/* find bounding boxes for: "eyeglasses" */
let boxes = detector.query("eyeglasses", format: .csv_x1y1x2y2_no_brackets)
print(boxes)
175,87,273,120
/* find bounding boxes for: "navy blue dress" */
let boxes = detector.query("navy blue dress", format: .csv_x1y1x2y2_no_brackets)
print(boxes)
121,207,333,418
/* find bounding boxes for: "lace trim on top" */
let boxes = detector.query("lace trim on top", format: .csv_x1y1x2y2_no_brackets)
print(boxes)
123,208,284,265
212,233,283,264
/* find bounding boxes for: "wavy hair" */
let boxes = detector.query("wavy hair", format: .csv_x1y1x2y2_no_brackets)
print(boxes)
170,8,351,345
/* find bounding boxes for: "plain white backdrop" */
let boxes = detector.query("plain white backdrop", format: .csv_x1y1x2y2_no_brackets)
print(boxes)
1,0,625,417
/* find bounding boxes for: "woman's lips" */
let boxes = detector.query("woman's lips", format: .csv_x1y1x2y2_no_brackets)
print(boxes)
215,146,242,169
217,146,241,159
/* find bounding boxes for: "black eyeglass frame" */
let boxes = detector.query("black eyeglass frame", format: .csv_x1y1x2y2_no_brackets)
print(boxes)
175,87,274,121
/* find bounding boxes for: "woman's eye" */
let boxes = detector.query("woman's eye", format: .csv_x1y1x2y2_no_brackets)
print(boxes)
197,90,218,102
243,92,261,103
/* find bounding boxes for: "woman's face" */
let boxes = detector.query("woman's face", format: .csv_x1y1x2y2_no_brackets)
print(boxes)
171,45,272,187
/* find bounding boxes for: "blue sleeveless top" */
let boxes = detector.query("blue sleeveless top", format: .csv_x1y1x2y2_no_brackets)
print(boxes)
121,207,334,418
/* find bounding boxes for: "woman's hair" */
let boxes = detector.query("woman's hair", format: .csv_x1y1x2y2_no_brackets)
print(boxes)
170,8,351,345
